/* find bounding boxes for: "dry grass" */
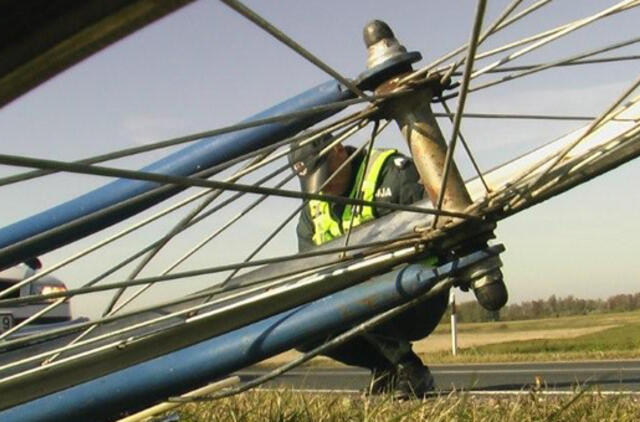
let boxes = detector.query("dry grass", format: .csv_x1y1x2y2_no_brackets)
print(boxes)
261,310,640,367
175,390,640,421
168,312,640,420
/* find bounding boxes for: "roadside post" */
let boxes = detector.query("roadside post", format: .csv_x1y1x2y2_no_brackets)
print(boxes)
450,290,458,356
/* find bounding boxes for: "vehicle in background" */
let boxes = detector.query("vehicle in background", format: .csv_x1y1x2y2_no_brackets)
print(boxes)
0,258,72,335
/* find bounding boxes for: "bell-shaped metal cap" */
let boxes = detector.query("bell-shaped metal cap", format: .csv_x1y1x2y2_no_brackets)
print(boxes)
363,19,408,69
363,20,395,48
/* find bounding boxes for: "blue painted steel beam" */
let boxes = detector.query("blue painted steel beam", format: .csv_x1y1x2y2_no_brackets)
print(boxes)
0,247,499,421
0,80,353,269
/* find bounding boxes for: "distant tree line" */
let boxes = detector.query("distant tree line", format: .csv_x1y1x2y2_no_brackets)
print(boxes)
444,292,640,323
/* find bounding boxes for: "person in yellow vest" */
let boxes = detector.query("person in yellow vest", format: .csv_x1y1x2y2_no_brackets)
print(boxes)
289,135,448,397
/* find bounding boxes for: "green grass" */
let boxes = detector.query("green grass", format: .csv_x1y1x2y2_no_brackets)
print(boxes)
176,390,640,422
174,312,640,420
421,318,640,363
472,322,640,354
258,310,640,366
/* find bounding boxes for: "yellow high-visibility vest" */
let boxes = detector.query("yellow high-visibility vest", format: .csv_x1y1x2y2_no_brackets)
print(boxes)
309,149,396,246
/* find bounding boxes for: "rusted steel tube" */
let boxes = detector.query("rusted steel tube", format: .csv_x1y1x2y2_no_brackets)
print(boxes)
362,20,472,223
363,20,507,312
386,85,472,215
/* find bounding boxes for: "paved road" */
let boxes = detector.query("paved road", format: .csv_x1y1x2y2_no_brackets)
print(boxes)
238,361,640,393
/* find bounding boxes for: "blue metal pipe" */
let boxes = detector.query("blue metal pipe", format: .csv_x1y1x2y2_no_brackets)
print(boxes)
0,80,353,268
0,248,495,421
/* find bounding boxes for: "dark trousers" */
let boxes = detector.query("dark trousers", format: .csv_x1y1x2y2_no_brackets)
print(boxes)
297,289,449,370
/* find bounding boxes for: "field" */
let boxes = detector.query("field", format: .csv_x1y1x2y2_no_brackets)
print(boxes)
263,310,640,366
423,309,640,363
164,311,640,421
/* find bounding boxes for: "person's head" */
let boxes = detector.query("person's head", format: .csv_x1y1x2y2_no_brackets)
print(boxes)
288,135,352,196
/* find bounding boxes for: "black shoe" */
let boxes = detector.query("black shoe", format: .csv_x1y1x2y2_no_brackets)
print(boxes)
395,359,435,398
368,360,435,399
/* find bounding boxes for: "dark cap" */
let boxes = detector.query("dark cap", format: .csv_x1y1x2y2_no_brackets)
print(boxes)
288,134,334,193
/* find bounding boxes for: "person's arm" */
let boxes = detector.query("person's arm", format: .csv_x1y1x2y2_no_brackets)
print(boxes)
296,205,316,252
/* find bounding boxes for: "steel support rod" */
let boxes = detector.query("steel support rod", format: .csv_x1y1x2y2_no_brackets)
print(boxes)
386,88,472,217
432,0,486,228
363,21,473,226
363,18,508,312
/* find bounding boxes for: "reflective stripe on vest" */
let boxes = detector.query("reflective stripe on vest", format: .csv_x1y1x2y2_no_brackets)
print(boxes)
309,149,397,246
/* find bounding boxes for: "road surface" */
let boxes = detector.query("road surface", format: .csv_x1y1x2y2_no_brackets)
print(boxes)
238,360,640,393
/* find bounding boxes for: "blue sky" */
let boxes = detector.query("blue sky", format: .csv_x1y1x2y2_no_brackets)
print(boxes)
1,1,639,317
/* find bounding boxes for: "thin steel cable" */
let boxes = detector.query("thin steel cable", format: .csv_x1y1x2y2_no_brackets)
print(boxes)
432,0,487,228
465,95,640,215
467,0,639,72
470,0,638,80
506,123,640,213
0,241,420,369
425,1,639,86
198,107,377,177
0,247,378,372
39,164,294,363
341,121,381,253
220,0,370,101
446,55,640,75
478,122,640,217
0,235,418,355
101,153,274,316
0,95,381,188
107,171,298,316
161,174,298,276
0,155,475,221
439,0,526,84
7,121,365,308
471,36,640,92
405,0,552,83
471,21,573,66
434,111,636,122
36,126,407,361
0,189,213,302
508,90,640,199
0,111,375,284
215,123,378,289
2,155,299,338
171,277,455,402
507,74,640,207
0,151,291,302
439,99,490,193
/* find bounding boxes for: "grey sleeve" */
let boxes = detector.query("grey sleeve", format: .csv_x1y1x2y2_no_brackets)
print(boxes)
296,205,316,252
